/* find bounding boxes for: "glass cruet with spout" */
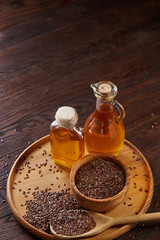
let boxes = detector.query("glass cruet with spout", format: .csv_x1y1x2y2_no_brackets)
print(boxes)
84,81,125,156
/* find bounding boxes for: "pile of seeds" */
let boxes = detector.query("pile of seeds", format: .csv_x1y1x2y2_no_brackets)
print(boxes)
51,209,96,236
75,158,126,199
23,189,96,235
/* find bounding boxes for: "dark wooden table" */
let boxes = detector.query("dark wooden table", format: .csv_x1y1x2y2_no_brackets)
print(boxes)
0,0,160,239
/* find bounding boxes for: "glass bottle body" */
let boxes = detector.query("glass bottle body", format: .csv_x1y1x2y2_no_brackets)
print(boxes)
84,99,125,156
50,121,84,169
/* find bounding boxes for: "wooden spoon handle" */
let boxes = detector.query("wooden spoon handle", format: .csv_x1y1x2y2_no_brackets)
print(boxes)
113,212,160,225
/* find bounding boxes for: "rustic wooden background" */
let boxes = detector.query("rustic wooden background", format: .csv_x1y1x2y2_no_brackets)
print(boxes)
0,0,160,239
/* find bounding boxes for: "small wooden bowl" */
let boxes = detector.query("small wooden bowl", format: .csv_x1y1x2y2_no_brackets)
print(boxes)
70,153,130,212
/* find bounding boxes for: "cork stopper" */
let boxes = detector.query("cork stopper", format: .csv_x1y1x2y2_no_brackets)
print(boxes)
99,83,112,94
91,81,118,102
55,106,78,129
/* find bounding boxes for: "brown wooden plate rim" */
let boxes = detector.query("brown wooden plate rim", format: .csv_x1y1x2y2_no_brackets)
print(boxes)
7,136,154,240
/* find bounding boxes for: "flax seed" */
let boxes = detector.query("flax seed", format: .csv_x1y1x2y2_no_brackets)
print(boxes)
75,158,125,199
23,189,95,235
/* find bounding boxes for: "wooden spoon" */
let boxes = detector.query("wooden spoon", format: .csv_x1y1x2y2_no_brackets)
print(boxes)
50,210,160,239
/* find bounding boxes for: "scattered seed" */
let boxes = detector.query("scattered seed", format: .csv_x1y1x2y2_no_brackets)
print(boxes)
133,174,138,178
2,163,5,167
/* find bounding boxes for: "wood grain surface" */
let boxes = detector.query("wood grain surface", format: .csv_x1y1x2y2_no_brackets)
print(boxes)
0,0,160,239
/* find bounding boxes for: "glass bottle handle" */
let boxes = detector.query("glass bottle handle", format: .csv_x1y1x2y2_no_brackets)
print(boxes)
113,100,125,122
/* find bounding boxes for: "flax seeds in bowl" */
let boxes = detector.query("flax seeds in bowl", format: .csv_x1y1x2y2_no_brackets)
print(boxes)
70,153,130,212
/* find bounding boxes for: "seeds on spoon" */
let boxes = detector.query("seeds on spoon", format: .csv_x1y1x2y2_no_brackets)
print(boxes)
50,209,96,236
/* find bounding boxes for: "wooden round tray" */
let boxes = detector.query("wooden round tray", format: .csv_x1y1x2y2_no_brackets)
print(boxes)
7,135,154,240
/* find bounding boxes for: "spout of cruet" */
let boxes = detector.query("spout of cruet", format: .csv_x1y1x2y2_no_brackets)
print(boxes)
90,83,97,91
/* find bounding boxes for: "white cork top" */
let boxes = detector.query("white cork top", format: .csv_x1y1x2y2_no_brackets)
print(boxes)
99,83,112,94
55,106,78,129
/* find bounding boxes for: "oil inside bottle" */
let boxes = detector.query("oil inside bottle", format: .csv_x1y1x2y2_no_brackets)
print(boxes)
50,107,84,169
84,81,125,156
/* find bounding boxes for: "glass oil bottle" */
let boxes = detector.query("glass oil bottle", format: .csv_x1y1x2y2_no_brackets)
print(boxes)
50,106,84,169
84,81,125,156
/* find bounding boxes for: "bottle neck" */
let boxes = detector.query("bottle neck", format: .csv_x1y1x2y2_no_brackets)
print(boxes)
96,98,114,113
